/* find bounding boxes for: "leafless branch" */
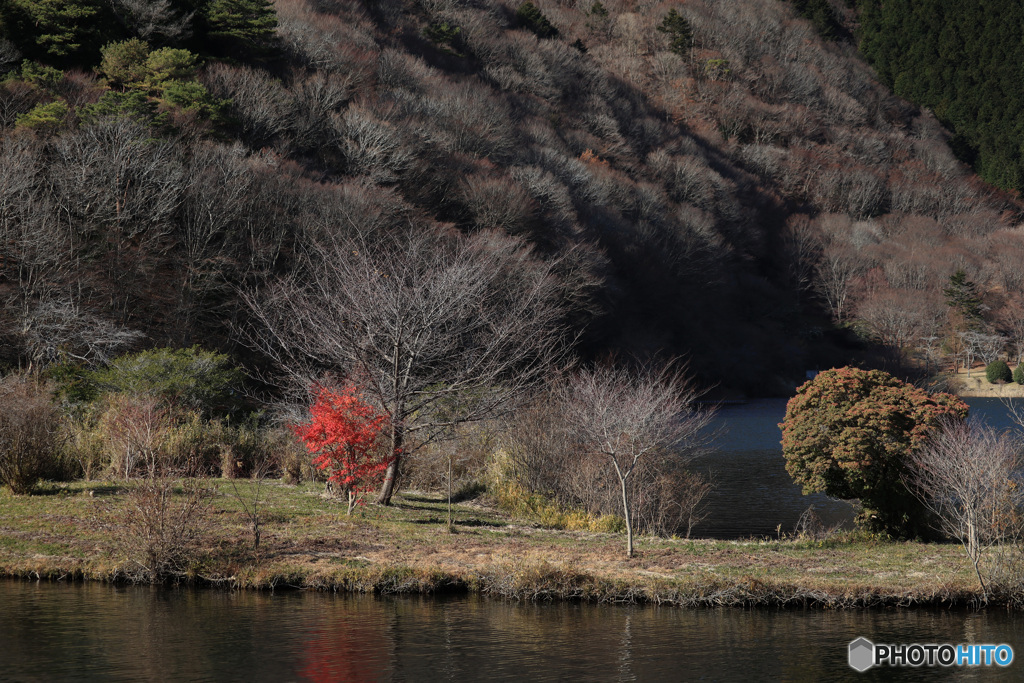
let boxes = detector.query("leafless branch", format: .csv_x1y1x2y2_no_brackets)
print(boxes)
242,226,569,504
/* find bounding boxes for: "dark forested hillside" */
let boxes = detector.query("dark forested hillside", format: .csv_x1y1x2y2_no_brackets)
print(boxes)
1,0,1022,394
858,0,1024,193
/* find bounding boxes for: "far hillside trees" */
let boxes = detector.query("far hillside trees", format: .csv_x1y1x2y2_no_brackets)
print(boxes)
858,0,1024,192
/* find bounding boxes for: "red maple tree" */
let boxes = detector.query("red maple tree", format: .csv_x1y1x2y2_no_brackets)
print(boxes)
291,385,392,514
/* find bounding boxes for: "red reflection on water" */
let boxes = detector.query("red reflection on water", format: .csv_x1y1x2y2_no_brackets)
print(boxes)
299,617,391,682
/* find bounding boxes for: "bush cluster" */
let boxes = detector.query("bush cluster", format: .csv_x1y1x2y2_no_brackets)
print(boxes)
0,373,65,493
986,360,1012,384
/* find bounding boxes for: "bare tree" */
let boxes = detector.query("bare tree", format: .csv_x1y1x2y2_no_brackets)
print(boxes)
0,373,62,494
996,299,1024,366
227,447,276,558
243,227,567,505
558,364,713,557
814,240,864,323
974,333,1007,367
954,331,975,376
106,0,193,43
918,335,944,376
112,473,213,583
780,214,821,305
203,64,294,149
909,420,1024,602
16,297,143,366
649,467,715,539
856,288,927,371
102,395,171,479
960,331,1006,375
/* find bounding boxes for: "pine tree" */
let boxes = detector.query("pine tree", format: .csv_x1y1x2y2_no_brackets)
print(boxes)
202,0,276,50
515,2,559,39
943,268,984,328
657,9,693,57
2,0,104,61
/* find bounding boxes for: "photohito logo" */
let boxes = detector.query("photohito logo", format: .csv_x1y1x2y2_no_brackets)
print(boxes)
848,638,1014,671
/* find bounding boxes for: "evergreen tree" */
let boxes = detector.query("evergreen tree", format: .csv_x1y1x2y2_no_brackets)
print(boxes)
515,2,559,39
781,367,968,539
985,360,1011,384
1,0,108,62
98,38,151,90
657,9,692,56
943,269,985,329
202,0,277,51
857,0,1024,192
790,0,841,40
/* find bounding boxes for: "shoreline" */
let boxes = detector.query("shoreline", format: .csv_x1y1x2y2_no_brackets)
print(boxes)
944,368,1024,398
0,480,1010,610
0,564,988,610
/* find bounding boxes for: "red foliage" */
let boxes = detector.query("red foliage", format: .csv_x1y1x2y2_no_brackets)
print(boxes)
291,385,392,500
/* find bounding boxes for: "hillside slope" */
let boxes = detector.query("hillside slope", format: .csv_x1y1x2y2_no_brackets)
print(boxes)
0,0,1021,394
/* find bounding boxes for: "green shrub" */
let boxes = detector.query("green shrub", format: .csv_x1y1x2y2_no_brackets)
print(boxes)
986,360,1012,384
423,22,461,48
15,100,68,133
98,38,150,90
1015,364,1024,385
17,61,63,89
90,346,245,417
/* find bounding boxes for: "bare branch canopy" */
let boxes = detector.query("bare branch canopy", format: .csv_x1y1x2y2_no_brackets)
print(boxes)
242,226,570,504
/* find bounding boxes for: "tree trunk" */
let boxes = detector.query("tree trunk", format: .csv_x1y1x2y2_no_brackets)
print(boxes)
377,423,403,505
619,474,633,558
622,483,630,557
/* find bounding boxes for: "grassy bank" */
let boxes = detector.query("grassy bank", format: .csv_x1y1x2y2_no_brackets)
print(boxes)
0,479,1002,608
949,367,1024,397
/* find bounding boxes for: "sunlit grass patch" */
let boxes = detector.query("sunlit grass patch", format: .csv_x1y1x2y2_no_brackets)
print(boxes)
0,477,1009,606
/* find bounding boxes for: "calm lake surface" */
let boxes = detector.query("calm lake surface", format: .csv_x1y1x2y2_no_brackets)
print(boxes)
692,397,1021,539
1,581,1021,681
3,398,1023,681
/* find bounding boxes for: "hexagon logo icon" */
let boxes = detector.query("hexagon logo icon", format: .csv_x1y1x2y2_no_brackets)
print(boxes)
849,637,874,672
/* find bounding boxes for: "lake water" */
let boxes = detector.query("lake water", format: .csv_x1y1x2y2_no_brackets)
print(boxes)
3,398,1023,680
691,397,1023,539
0,581,1020,681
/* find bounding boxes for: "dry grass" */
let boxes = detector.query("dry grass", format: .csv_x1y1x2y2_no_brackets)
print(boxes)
949,366,1024,397
0,479,999,607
